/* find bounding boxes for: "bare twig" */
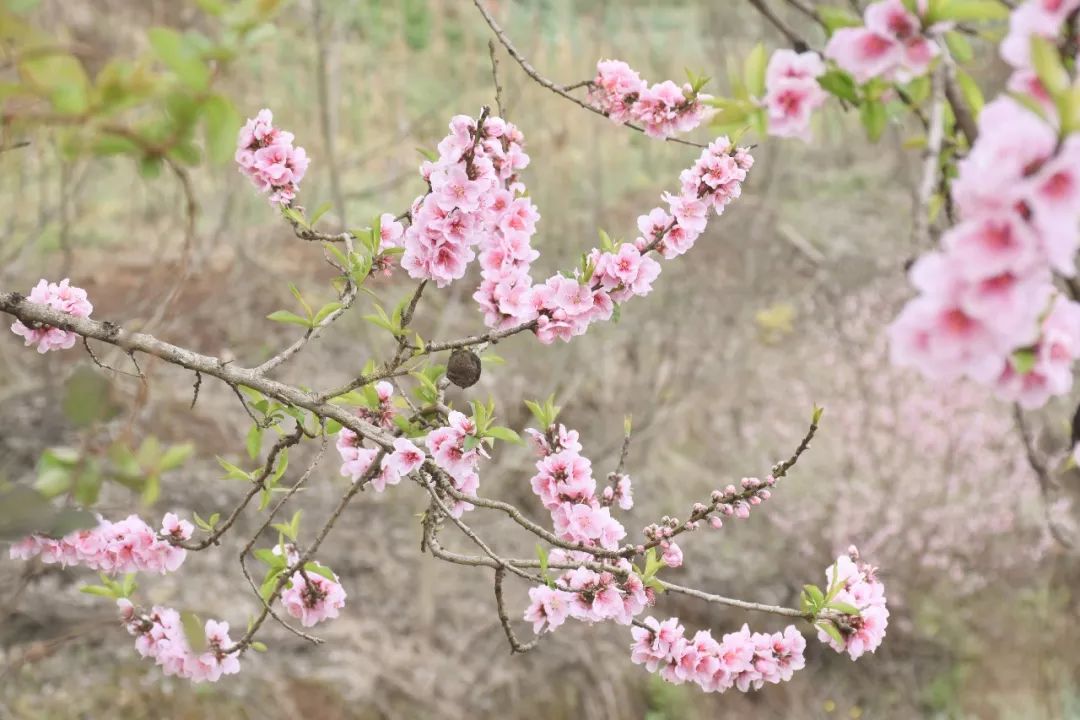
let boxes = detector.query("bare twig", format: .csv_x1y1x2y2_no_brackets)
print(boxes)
488,40,506,118
494,567,540,654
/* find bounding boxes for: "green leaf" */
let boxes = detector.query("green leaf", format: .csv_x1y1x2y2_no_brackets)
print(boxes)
955,68,985,118
1030,35,1069,97
202,94,240,164
267,310,312,327
803,583,826,609
180,610,208,653
80,584,117,598
929,0,1009,23
817,70,858,103
246,424,263,461
19,53,90,115
828,601,863,616
73,461,103,506
309,202,333,226
148,27,210,90
860,100,888,142
63,366,121,427
303,562,336,582
250,640,268,652
816,6,862,33
485,426,522,444
1012,348,1037,374
138,154,163,179
536,544,551,586
743,44,767,98
216,456,250,481
313,302,342,326
160,443,195,471
817,620,845,646
462,435,481,452
943,31,973,64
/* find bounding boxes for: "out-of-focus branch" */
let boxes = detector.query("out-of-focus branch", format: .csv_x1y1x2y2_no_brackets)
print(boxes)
747,0,811,51
912,64,946,249
1013,404,1076,550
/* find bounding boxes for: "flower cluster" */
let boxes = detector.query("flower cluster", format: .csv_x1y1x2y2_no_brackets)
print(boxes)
762,49,828,141
589,60,711,138
281,563,347,628
525,552,650,631
10,278,93,353
1001,0,1080,71
825,0,939,83
527,423,627,551
426,411,486,516
889,93,1080,407
402,114,536,289
118,599,240,683
336,429,426,493
235,109,310,206
9,512,192,574
817,548,889,660
630,616,806,693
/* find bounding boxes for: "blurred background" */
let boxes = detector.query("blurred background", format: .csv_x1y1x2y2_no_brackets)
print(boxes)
2,0,1079,718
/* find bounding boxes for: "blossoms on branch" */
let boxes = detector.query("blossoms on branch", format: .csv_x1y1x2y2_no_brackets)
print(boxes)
589,60,711,138
522,137,751,344
10,512,192,574
235,109,310,206
524,551,650,631
761,49,828,141
528,423,627,551
118,599,240,683
825,0,940,83
630,616,806,693
281,563,348,627
890,93,1080,407
816,548,889,660
403,114,536,290
426,410,487,516
10,278,92,353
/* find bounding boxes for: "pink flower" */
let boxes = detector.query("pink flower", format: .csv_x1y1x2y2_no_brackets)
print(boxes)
119,602,241,683
10,512,191,575
825,0,938,83
379,213,405,249
10,278,93,353
1001,0,1080,69
524,585,573,634
816,548,889,660
590,60,710,137
762,50,827,141
281,566,347,627
661,542,684,568
383,437,425,477
236,109,309,206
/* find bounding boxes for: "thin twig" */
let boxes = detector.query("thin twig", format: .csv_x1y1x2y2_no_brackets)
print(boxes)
471,0,706,149
494,567,540,653
488,40,506,118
